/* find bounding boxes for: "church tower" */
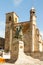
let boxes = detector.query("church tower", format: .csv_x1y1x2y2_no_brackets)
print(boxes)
30,7,37,52
30,7,39,52
5,12,18,52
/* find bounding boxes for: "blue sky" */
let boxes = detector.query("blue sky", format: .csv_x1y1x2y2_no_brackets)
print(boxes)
0,0,43,38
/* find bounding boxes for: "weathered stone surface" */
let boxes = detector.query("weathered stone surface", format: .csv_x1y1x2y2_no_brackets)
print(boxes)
0,37,5,49
4,8,43,61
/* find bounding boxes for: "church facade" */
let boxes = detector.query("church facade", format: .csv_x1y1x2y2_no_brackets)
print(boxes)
5,7,43,61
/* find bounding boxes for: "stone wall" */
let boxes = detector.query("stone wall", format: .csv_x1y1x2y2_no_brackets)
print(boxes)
11,40,19,61
25,52,43,61
23,27,32,52
34,27,39,51
0,37,5,49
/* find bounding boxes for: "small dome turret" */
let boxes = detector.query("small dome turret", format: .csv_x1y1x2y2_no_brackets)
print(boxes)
30,7,36,25
30,7,35,15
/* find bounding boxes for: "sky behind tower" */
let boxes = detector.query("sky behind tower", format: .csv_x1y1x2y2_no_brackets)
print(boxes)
0,0,43,38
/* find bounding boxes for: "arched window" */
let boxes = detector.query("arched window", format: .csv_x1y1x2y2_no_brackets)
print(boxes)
15,18,17,22
36,29,39,35
9,16,11,21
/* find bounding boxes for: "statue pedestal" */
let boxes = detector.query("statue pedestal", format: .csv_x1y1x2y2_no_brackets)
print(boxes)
15,41,40,65
18,41,24,59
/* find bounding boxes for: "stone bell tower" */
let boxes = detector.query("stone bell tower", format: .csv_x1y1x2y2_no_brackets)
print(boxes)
5,12,18,52
30,7,38,52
